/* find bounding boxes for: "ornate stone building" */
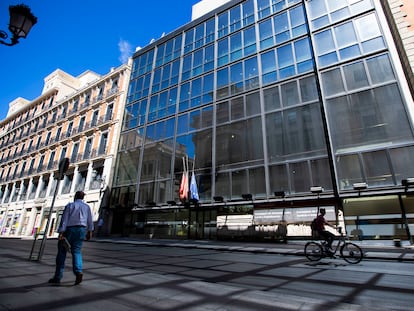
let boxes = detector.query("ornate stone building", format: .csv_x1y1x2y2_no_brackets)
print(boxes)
0,63,130,238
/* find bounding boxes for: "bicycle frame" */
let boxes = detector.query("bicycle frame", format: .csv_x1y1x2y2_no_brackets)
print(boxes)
305,227,363,264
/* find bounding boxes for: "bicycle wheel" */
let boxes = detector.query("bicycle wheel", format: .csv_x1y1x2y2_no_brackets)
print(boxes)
340,242,363,264
305,242,323,261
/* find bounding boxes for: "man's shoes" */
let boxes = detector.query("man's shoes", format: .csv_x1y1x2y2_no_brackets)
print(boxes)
74,273,83,285
48,278,60,284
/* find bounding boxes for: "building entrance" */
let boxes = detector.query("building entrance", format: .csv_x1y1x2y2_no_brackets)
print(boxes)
188,208,217,240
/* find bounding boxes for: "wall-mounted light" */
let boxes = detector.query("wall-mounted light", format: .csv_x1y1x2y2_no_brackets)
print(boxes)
353,182,367,191
0,4,37,46
213,196,224,202
274,191,285,198
310,186,323,194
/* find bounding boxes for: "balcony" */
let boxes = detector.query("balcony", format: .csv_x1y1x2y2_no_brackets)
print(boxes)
37,164,45,173
81,100,90,109
28,191,36,200
105,87,118,98
61,184,72,194
38,190,47,198
92,94,103,104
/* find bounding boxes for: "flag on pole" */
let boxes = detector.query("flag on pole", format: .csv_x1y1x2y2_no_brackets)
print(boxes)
190,171,199,202
179,157,188,201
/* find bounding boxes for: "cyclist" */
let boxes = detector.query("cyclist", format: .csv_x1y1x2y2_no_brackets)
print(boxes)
314,208,336,252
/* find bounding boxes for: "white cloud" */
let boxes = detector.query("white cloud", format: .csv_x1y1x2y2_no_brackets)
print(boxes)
118,39,133,64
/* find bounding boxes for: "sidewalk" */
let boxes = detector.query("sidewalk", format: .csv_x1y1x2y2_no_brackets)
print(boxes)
2,237,414,310
92,236,414,261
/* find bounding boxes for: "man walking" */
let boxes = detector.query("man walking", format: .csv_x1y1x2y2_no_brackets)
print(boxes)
48,191,94,285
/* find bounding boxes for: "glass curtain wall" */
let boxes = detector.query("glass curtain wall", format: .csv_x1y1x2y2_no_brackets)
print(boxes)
115,0,414,239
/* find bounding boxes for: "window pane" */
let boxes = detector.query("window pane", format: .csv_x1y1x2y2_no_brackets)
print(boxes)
290,161,310,193
314,29,335,55
177,114,188,134
264,86,281,111
367,54,395,84
244,57,259,89
244,26,256,56
274,12,289,36
321,68,345,96
230,62,243,94
300,75,318,102
269,164,289,194
190,110,201,132
390,146,414,182
334,22,357,48
230,32,242,53
308,0,327,19
204,45,214,71
217,67,229,88
336,154,363,190
363,150,394,186
281,81,299,106
261,50,276,74
294,38,312,63
246,92,260,116
217,67,229,99
355,13,381,41
191,78,202,98
201,106,213,128
284,104,326,155
217,101,229,124
231,97,244,120
215,172,230,197
232,170,247,198
249,167,266,196
343,61,369,90
203,73,214,94
259,19,274,49
311,158,333,191
277,44,294,68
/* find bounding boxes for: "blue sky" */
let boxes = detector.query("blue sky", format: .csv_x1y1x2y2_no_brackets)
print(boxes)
0,0,200,120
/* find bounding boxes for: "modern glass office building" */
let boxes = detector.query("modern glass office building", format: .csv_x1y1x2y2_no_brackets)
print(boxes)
111,0,414,241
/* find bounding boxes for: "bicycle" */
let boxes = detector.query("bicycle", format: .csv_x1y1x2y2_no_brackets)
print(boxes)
304,226,363,264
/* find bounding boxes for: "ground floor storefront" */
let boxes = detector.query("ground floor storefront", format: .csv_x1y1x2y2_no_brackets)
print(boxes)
111,194,414,243
0,190,103,239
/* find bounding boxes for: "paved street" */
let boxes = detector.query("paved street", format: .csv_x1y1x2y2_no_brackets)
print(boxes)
1,238,414,310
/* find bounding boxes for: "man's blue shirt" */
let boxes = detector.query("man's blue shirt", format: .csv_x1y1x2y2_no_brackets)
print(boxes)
58,199,94,233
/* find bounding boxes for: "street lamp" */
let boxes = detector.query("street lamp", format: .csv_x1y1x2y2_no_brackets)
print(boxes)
0,4,37,46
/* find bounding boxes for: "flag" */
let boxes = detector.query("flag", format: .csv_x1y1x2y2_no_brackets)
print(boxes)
190,171,199,202
179,157,188,201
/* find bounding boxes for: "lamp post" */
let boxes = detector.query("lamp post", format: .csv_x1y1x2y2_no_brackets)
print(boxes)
0,4,37,46
29,158,69,261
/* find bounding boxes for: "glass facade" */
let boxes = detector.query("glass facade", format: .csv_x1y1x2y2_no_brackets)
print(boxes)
113,0,414,240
